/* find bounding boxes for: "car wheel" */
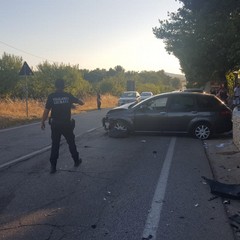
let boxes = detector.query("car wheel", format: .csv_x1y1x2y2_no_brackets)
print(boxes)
192,123,212,140
108,120,129,138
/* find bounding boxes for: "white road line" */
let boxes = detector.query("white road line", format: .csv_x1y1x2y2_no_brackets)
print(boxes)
0,146,51,169
0,127,99,169
86,128,97,133
75,128,97,138
142,137,176,240
0,122,39,133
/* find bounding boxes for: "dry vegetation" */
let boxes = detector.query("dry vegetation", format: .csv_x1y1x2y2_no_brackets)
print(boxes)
0,94,118,129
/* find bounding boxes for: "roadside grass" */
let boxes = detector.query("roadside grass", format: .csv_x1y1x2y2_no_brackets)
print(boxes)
0,95,118,129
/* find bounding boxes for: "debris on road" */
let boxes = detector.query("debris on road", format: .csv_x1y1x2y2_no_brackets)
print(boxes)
208,196,219,201
216,141,233,148
152,151,157,158
223,200,231,204
91,224,97,229
230,214,240,225
202,176,240,199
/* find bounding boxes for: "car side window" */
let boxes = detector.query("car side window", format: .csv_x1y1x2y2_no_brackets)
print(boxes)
147,97,168,111
197,95,218,110
168,95,195,112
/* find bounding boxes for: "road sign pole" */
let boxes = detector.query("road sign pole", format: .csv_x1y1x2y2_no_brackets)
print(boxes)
19,61,33,118
25,75,28,118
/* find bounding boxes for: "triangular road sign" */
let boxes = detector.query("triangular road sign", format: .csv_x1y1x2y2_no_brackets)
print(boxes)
19,61,34,76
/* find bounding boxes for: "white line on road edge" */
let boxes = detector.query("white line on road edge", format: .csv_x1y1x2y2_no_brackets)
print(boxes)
86,128,97,133
0,122,39,133
0,128,100,170
0,146,51,169
142,137,176,240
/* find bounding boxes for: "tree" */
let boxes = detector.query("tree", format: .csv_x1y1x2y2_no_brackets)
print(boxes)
153,0,240,86
83,68,107,84
0,52,23,97
0,52,183,99
114,65,125,73
35,62,92,98
99,76,125,96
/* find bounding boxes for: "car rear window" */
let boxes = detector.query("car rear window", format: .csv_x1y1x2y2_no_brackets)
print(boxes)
141,92,152,96
122,92,136,97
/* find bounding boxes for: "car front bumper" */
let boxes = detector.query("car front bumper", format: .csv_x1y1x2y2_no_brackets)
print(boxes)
102,117,110,130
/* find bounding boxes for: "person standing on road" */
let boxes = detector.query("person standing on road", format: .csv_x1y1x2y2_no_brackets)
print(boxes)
233,83,240,106
41,79,84,174
97,92,102,110
217,84,228,104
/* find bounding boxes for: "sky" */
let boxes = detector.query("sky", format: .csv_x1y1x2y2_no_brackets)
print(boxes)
0,0,183,74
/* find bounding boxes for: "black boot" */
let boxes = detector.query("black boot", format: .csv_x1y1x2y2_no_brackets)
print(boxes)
50,165,56,174
74,158,82,167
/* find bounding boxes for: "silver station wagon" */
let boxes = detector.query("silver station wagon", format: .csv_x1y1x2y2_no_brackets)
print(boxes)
103,91,232,140
118,91,141,106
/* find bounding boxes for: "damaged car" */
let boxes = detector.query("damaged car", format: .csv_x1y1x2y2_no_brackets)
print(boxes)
102,91,232,140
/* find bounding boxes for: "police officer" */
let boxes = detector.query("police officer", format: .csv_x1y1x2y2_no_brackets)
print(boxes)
41,79,84,174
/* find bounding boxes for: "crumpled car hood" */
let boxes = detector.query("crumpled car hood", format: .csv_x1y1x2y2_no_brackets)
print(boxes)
106,102,135,116
114,102,135,109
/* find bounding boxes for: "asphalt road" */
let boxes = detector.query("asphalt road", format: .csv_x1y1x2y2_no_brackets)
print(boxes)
0,109,108,167
0,110,235,240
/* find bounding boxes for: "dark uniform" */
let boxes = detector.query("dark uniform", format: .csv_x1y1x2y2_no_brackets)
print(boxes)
41,79,84,173
45,91,80,167
41,78,85,174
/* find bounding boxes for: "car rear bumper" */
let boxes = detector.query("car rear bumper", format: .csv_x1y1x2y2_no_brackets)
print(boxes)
215,121,233,133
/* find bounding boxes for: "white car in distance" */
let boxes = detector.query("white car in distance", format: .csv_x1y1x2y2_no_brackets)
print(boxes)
118,91,141,106
140,91,153,101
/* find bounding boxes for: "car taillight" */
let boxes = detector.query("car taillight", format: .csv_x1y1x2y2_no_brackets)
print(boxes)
219,109,232,117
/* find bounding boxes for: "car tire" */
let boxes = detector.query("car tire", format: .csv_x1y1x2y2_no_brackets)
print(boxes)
108,120,129,138
192,122,212,140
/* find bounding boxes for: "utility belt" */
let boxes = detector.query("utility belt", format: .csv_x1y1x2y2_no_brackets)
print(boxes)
49,118,75,129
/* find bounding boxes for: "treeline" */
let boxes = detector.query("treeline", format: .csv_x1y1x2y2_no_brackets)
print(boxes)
153,0,240,87
0,52,182,99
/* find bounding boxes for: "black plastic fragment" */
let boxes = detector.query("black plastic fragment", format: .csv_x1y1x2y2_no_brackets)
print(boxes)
91,224,97,229
202,176,240,199
142,235,153,240
230,214,240,224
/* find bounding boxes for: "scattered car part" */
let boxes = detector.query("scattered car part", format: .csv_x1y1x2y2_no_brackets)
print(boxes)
202,176,240,199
